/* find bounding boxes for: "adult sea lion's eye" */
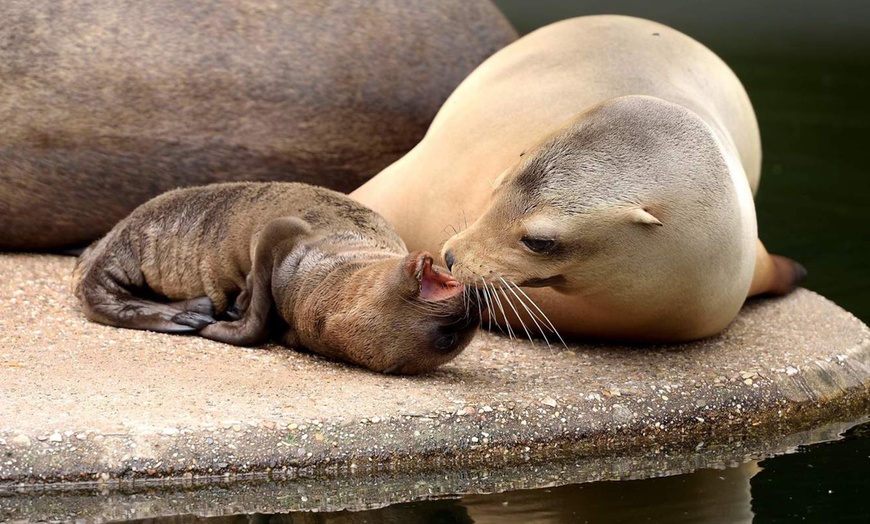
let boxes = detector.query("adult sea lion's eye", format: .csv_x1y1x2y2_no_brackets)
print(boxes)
521,237,556,254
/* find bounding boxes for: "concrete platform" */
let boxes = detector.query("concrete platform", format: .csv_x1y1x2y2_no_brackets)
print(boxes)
1,254,869,502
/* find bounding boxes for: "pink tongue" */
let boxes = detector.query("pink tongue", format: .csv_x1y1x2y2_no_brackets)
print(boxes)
420,258,464,301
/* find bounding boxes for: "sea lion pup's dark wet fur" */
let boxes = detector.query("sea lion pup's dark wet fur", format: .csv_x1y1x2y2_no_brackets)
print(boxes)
72,182,479,374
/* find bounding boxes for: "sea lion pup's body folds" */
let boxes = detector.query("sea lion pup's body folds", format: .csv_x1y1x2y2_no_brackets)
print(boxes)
352,16,806,342
73,183,479,375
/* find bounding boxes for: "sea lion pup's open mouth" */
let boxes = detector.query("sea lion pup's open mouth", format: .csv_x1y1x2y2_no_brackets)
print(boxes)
409,251,465,301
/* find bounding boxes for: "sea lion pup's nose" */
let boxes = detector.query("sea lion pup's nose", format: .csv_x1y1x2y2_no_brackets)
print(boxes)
444,250,455,271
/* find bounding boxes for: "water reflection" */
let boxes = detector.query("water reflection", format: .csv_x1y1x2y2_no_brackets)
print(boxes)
128,462,757,523
132,421,870,523
462,462,757,524
128,498,473,524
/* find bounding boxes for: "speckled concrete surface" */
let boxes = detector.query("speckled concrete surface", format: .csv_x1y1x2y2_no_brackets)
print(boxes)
1,253,869,499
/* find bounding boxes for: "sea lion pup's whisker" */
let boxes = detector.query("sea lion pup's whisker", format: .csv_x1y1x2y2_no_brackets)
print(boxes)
509,280,568,349
400,297,455,317
497,279,535,345
501,277,551,349
487,279,515,343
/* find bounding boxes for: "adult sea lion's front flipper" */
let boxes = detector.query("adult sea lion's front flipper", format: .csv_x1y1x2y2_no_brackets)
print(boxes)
199,217,312,346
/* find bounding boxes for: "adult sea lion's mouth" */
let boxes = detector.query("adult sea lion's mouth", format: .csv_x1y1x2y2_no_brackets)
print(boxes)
520,275,567,288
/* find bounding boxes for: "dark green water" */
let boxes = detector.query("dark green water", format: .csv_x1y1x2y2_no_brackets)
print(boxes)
154,2,870,522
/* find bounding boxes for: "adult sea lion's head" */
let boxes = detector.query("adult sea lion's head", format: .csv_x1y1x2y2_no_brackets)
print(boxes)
442,95,756,306
293,251,480,375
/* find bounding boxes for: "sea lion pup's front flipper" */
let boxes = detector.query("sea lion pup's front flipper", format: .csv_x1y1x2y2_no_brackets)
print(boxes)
199,217,312,347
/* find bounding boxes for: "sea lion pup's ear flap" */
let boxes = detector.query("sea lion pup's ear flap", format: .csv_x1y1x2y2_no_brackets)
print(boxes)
628,207,663,227
402,251,463,301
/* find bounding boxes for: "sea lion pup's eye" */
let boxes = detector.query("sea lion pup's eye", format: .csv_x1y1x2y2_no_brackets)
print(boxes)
521,236,556,254
434,332,460,352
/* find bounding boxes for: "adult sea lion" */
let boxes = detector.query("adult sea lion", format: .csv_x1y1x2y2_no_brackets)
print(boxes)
72,182,479,374
351,16,805,342
0,0,516,251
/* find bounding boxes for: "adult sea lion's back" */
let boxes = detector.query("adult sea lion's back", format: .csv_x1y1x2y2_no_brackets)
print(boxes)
353,16,802,342
0,0,516,251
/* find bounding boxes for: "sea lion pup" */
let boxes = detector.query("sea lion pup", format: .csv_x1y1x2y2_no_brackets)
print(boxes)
72,183,479,375
0,0,516,251
352,16,806,342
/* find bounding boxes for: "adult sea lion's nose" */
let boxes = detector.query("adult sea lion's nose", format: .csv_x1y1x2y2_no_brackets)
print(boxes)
444,251,455,271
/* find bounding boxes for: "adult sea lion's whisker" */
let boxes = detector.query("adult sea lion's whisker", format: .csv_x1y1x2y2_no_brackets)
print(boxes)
487,280,515,342
480,278,504,333
501,277,550,348
497,279,534,344
465,284,474,319
473,286,484,327
479,278,494,332
504,281,550,330
509,281,568,349
462,286,480,319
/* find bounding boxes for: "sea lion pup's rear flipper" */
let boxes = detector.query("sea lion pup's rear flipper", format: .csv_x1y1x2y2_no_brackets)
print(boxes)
199,217,312,347
75,267,216,334
749,239,808,297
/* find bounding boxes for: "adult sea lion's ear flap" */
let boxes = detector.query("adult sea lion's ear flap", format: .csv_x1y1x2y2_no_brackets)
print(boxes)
628,208,663,227
402,251,463,301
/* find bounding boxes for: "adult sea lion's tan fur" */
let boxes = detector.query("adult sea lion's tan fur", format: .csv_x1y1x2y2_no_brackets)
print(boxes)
72,183,478,374
0,0,516,251
352,16,805,342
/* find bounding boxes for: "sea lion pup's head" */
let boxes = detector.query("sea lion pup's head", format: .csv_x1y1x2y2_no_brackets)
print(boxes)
290,251,480,375
442,95,756,327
